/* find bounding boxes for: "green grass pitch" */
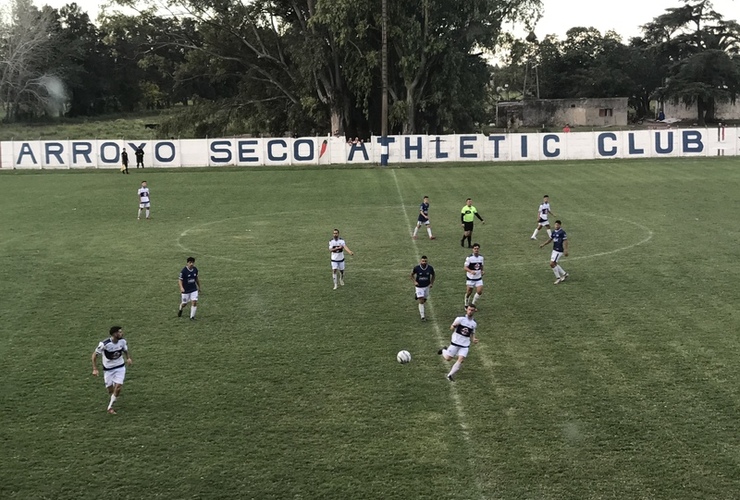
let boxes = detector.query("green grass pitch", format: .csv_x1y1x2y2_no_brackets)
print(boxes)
1,158,739,499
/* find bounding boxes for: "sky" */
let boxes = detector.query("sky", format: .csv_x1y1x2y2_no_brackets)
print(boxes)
35,0,738,40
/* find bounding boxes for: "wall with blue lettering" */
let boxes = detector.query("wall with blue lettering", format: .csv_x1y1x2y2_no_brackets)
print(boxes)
1,129,737,169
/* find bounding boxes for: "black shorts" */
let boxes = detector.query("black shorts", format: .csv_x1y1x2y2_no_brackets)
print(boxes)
463,221,474,231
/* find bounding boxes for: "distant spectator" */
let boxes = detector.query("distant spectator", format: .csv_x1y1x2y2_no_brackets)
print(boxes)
658,110,665,121
135,147,144,168
562,124,571,133
121,149,129,174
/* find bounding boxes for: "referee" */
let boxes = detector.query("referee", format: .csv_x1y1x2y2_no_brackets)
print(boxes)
460,198,484,248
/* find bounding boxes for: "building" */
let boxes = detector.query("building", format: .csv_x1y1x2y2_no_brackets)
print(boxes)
496,97,628,129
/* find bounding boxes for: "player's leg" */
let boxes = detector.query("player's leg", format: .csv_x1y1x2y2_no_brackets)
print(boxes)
331,263,338,289
464,285,474,307
545,224,552,238
556,265,568,281
439,344,458,361
447,352,467,381
426,222,434,239
339,262,345,286
412,221,420,239
531,224,541,240
137,205,143,219
190,299,198,319
550,255,562,283
145,203,150,219
466,230,473,248
472,284,483,305
178,293,188,316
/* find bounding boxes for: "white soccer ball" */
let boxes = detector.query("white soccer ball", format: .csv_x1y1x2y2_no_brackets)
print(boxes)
397,350,411,364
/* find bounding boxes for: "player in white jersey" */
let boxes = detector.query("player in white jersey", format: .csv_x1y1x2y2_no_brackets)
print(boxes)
464,243,484,307
92,326,133,415
438,305,478,381
531,194,556,240
329,228,354,290
137,181,151,220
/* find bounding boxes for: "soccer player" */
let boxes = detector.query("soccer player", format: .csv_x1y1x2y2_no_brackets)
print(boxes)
531,194,556,240
411,255,435,321
412,196,435,240
460,198,484,248
178,257,201,319
540,220,569,284
464,243,484,307
92,326,133,415
438,305,478,382
329,229,354,290
137,181,151,220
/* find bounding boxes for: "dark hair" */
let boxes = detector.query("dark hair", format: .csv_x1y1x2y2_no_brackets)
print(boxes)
472,243,480,248
466,198,472,201
423,195,429,199
543,194,549,198
142,180,147,183
187,257,195,263
421,255,428,260
109,326,122,335
555,220,562,225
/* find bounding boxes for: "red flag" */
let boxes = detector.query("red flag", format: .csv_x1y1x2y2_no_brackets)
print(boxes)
319,139,328,158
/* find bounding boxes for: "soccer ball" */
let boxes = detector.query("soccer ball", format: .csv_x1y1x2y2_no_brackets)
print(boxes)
397,350,411,364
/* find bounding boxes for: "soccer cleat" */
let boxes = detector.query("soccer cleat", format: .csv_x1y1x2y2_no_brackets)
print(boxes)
339,278,344,286
446,374,455,382
460,240,465,247
421,317,426,321
333,284,338,290
177,309,183,317
412,235,418,240
190,317,197,321
437,348,444,355
107,408,117,415
530,236,537,240
560,272,569,282
554,278,562,285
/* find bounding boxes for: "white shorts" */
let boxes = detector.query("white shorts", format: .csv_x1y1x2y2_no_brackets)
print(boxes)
331,260,345,271
538,219,549,227
415,286,430,299
104,366,126,387
445,344,470,358
550,250,564,263
181,290,199,303
466,279,483,288
417,219,430,226
139,202,150,208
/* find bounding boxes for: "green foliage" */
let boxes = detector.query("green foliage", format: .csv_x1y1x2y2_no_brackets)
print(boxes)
2,158,740,499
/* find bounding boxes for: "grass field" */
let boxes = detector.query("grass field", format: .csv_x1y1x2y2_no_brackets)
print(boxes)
1,158,739,499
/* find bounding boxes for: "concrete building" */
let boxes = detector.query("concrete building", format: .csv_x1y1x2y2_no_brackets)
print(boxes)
496,97,628,129
662,100,740,121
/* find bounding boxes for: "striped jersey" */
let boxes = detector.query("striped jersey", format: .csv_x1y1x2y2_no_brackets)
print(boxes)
465,254,484,280
451,316,477,347
138,187,150,203
329,238,346,262
95,338,128,370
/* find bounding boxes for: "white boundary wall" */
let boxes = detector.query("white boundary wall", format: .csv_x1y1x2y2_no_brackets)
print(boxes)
1,128,738,169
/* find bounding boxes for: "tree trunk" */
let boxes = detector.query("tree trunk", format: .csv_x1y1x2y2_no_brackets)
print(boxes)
696,98,706,126
403,87,416,135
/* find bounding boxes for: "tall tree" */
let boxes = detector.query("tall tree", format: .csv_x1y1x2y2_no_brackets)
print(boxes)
643,0,740,124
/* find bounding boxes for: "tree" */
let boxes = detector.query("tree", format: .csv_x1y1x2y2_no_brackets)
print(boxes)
0,0,62,121
643,0,740,124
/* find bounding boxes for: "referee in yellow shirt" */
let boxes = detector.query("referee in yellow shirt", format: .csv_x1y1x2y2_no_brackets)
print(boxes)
461,198,484,248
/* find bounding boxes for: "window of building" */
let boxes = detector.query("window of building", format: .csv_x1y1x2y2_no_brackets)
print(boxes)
599,108,613,117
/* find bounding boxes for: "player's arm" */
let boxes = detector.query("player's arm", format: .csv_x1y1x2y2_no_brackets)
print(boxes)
178,276,185,293
410,270,418,285
429,270,435,287
450,319,459,331
563,239,569,256
475,211,484,223
548,207,557,217
343,245,354,256
460,211,465,225
471,331,479,344
91,351,99,376
539,238,552,249
463,259,472,274
124,347,133,366
195,276,201,292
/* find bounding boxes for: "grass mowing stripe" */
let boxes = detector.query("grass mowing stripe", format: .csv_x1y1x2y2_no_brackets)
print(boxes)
390,168,487,500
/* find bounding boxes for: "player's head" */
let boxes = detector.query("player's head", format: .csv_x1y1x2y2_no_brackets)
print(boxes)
554,220,561,229
186,256,195,268
472,243,480,254
420,255,428,265
466,198,472,206
332,229,340,239
141,180,147,187
109,326,123,339
543,194,549,201
465,304,476,316
423,196,429,202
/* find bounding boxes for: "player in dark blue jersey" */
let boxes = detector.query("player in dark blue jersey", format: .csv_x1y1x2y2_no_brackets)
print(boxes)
412,196,435,240
540,220,569,284
411,255,436,320
178,256,201,319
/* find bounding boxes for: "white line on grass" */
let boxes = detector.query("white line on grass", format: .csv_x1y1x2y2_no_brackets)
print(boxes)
391,169,487,500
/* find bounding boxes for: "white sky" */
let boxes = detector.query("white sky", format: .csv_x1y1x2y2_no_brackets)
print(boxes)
35,0,738,40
